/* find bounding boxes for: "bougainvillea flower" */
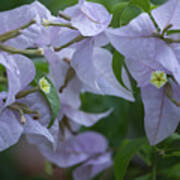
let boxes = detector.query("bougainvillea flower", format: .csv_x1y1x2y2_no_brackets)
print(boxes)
73,152,112,180
141,82,180,145
0,53,35,108
106,0,180,86
71,40,134,101
0,104,24,151
45,45,134,103
0,88,55,152
122,54,180,145
0,86,58,152
1,1,55,49
44,47,113,127
0,2,49,35
106,0,180,144
64,0,112,36
0,53,56,151
152,0,180,31
39,131,111,168
25,83,112,170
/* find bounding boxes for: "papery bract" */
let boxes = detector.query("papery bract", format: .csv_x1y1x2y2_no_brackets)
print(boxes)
0,53,35,108
73,152,112,180
44,45,134,103
2,1,57,49
106,1,180,85
64,0,112,36
39,131,110,168
0,108,23,151
152,0,180,31
142,84,180,145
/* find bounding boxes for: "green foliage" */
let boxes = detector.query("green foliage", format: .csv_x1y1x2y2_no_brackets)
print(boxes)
39,76,61,129
120,4,141,25
114,138,148,180
32,59,60,128
45,161,53,176
130,0,151,12
32,58,49,85
167,29,180,36
111,1,141,27
134,174,151,180
112,51,128,89
162,163,180,180
111,2,129,27
0,0,77,14
0,64,7,92
80,91,145,147
151,0,167,5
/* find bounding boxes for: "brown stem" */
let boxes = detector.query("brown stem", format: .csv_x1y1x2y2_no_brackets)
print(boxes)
54,35,87,51
59,67,75,93
16,87,40,99
58,11,71,21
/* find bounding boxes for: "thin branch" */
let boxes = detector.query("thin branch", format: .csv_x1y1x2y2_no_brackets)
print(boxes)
0,44,44,56
54,35,87,51
0,20,36,42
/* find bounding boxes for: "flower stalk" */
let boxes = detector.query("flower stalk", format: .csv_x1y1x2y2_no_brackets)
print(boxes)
59,67,75,93
148,12,161,33
0,44,44,56
9,102,40,119
165,83,180,107
15,87,40,99
58,11,71,21
0,19,36,42
54,35,87,51
42,19,76,30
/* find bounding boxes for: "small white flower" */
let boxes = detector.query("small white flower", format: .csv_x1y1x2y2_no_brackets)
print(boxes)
150,71,167,89
39,77,51,94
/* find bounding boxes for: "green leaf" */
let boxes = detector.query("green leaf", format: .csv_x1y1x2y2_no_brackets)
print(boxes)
31,58,60,128
137,143,152,166
111,2,129,27
167,151,180,157
0,84,7,92
114,138,147,180
45,161,53,176
150,0,167,5
130,0,151,12
157,133,180,154
166,29,180,36
32,58,49,85
134,174,151,180
39,76,60,129
161,163,180,179
0,65,7,92
112,51,128,90
0,64,5,73
120,4,141,25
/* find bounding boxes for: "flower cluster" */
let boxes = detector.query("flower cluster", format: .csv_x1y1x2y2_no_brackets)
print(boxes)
0,0,180,178
0,0,134,178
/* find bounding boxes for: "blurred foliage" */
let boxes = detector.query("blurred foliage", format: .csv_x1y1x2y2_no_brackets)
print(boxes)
0,0,180,180
0,0,168,13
